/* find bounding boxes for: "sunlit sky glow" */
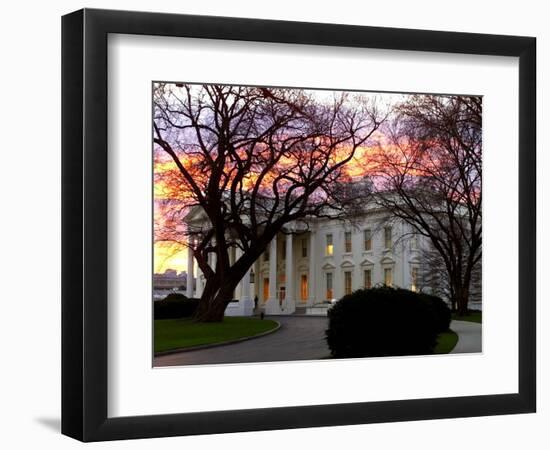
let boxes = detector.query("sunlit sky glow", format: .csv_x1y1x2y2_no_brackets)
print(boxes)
153,87,451,274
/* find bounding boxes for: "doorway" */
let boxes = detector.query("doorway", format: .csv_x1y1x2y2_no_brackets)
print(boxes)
300,274,308,302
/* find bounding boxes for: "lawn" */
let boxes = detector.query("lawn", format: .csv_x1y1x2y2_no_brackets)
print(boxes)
154,316,279,353
434,329,459,354
452,310,482,324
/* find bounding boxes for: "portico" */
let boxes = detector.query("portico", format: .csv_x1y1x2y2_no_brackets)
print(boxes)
261,230,317,315
187,209,429,316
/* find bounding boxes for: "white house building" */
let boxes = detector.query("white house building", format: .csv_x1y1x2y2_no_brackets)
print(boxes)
186,206,428,316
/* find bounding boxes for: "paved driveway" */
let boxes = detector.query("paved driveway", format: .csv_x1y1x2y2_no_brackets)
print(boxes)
450,320,482,354
154,316,330,367
154,316,482,367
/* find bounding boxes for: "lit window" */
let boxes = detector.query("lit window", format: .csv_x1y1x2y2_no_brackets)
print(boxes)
364,269,372,289
344,231,352,253
263,278,269,300
326,234,333,256
301,238,308,258
300,274,308,301
344,271,353,295
364,229,372,251
384,268,393,286
411,267,418,292
384,226,392,249
326,272,333,300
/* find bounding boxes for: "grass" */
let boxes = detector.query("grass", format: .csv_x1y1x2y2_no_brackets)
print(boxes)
433,329,459,354
154,316,279,353
452,310,482,324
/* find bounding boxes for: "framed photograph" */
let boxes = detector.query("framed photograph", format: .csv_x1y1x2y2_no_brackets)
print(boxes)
62,8,536,442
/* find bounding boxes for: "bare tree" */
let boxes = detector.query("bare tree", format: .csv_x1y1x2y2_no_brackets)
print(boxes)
153,83,382,321
371,95,482,315
418,246,482,308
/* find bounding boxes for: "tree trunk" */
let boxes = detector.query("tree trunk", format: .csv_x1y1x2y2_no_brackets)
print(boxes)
450,296,457,312
192,245,265,322
192,277,240,322
455,285,470,317
193,293,229,322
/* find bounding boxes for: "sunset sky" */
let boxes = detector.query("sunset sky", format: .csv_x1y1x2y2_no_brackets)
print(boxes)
153,143,382,274
153,86,444,274
154,242,188,274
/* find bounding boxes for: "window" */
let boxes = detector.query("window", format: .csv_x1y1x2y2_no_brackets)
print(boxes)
384,226,392,249
326,234,333,256
411,267,419,292
344,271,353,295
363,269,372,289
410,233,418,250
384,268,393,286
301,238,308,258
281,241,286,260
344,231,352,253
363,229,372,251
263,278,270,301
263,250,269,262
326,272,333,300
300,274,308,301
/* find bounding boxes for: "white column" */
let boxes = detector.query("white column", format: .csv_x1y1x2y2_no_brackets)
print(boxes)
334,232,343,300
230,246,238,299
224,246,254,317
186,239,194,298
284,233,296,314
241,264,253,316
209,243,217,272
241,267,251,302
254,259,261,309
265,235,279,314
268,237,277,300
308,230,317,305
235,247,241,297
237,247,253,315
253,260,260,302
196,265,203,297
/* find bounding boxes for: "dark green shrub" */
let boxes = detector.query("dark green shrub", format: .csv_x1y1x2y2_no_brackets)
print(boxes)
419,293,451,333
154,293,200,319
326,287,440,358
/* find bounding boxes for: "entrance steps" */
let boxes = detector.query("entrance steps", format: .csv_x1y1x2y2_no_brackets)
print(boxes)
305,303,332,316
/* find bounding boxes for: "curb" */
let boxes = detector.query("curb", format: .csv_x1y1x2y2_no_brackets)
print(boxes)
154,320,282,357
450,319,482,325
263,314,329,318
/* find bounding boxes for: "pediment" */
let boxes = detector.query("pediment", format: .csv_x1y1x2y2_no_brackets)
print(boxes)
360,258,375,267
185,205,207,223
380,256,395,265
340,260,355,268
322,262,336,270
408,256,421,265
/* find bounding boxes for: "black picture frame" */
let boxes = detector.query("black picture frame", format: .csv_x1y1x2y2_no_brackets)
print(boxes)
62,8,536,442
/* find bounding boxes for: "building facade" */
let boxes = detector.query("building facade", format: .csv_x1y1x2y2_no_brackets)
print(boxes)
187,209,427,316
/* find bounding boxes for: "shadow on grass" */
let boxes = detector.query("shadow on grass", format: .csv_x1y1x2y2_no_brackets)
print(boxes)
452,310,482,324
